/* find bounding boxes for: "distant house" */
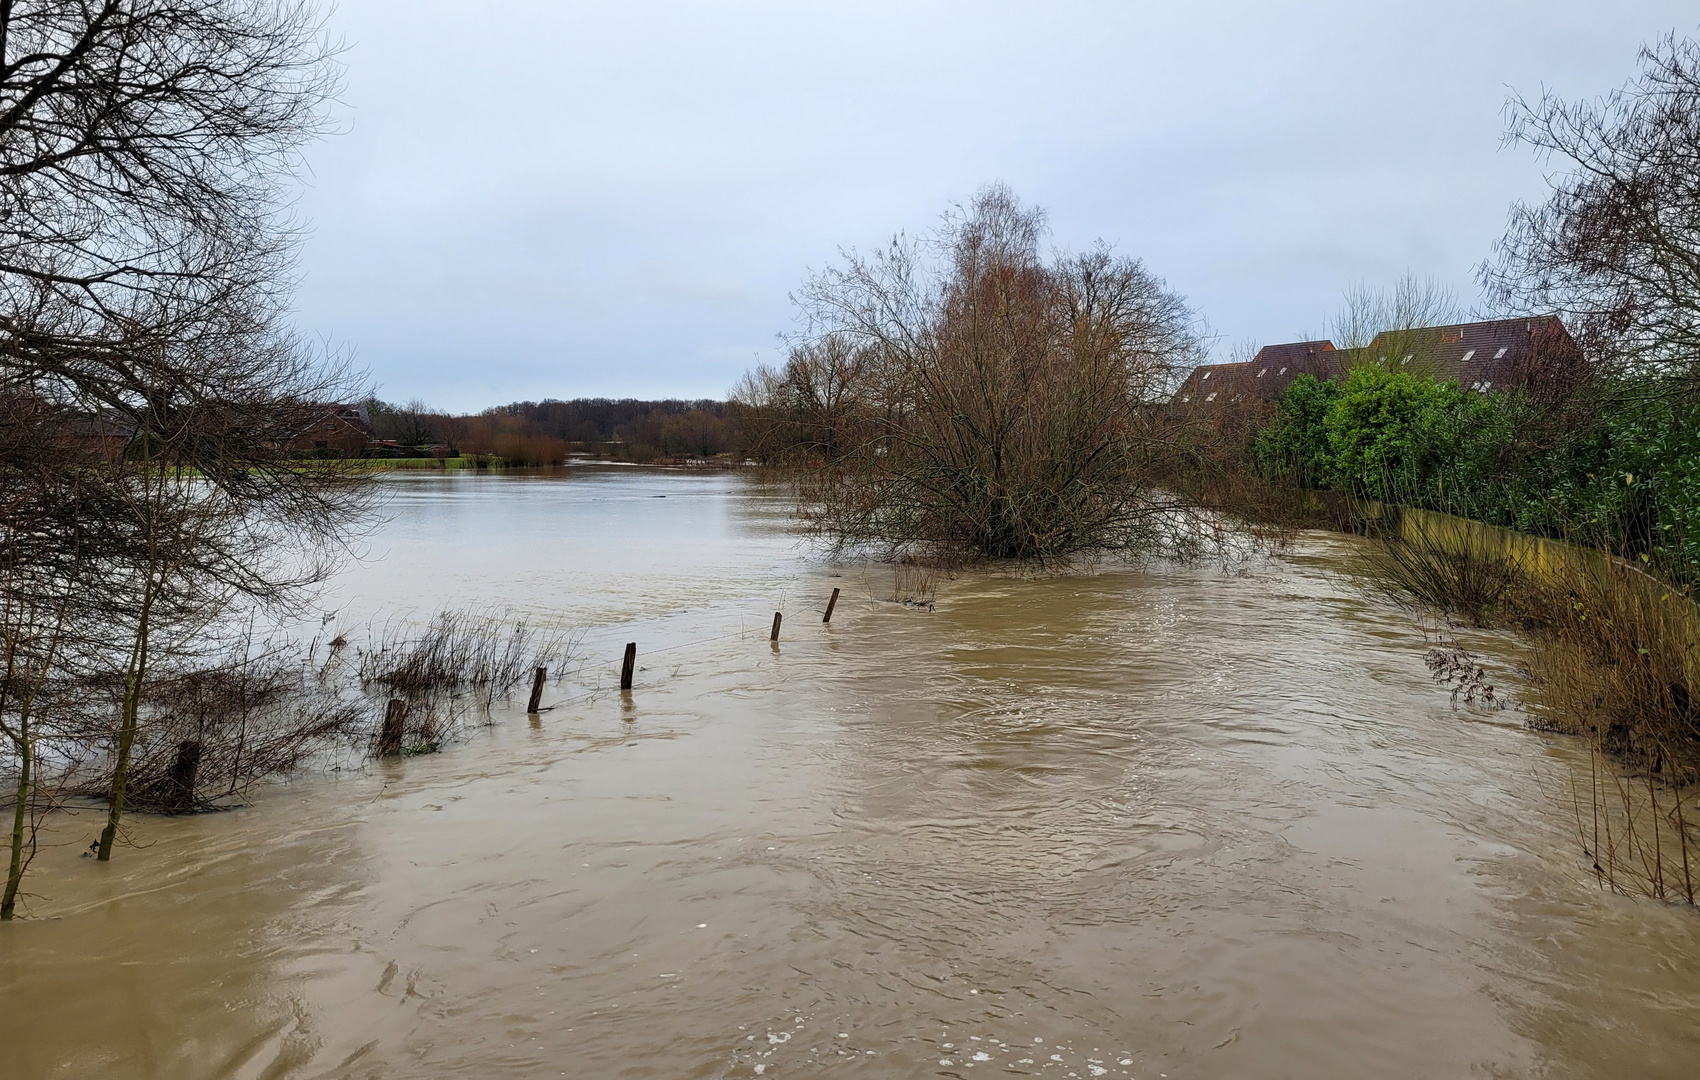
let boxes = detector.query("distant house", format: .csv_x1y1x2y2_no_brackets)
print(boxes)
1171,317,1582,406
1357,316,1582,395
288,403,377,457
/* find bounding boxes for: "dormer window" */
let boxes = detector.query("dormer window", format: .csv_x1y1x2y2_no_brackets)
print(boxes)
1257,368,1267,377
1480,380,1492,390
1493,347,1508,359
1460,349,1475,363
1278,366,1287,375
1201,370,1211,380
1402,355,1412,365
1204,392,1217,402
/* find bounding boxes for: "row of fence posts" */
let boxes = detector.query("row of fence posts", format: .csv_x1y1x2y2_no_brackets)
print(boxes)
377,586,844,755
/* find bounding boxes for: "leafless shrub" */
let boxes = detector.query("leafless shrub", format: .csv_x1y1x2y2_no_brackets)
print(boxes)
71,656,368,813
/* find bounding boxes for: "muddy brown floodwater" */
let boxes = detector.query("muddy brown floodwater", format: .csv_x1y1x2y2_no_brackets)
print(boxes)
2,468,1698,1080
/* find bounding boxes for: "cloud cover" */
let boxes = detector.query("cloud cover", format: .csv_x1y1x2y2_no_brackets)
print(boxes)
291,1,1698,410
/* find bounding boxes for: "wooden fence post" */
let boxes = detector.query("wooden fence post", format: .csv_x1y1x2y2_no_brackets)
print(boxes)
770,611,782,642
527,666,547,712
823,587,840,623
620,643,637,691
377,698,408,756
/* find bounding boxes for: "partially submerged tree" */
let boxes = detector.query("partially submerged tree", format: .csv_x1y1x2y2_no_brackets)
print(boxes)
0,1,372,872
749,186,1207,562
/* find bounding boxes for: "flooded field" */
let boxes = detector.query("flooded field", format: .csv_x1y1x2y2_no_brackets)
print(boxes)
1,468,1696,1079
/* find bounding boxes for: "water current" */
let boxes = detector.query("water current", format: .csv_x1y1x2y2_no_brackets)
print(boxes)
1,467,1696,1079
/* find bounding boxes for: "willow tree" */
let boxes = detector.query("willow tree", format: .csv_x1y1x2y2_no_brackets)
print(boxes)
767,185,1205,563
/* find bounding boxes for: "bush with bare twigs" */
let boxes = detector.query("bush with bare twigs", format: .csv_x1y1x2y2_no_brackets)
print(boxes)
738,186,1213,565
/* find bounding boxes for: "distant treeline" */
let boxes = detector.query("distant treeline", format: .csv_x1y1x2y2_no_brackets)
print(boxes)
364,397,739,464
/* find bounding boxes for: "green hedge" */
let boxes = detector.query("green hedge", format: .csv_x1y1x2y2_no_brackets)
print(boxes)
1252,366,1700,576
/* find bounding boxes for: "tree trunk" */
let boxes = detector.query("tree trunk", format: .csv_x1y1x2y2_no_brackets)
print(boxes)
2,718,30,920
99,582,156,862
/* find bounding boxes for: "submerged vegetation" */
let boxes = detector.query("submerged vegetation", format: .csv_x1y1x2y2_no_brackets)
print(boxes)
0,606,576,917
1360,509,1699,903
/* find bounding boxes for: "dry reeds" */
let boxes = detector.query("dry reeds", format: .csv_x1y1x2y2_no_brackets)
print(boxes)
1361,509,1530,627
1573,744,1698,905
356,609,578,710
892,559,947,608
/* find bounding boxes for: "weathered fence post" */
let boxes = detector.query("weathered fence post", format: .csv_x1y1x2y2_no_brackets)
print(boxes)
527,666,547,713
620,643,637,691
823,587,840,623
377,698,408,756
770,611,782,642
168,740,201,811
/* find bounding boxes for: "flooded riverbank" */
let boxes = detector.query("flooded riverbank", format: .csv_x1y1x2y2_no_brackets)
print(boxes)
1,468,1696,1079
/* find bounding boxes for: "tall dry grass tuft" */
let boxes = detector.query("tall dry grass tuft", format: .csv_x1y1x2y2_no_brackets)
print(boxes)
891,559,949,607
1360,508,1531,628
357,610,577,705
350,609,579,755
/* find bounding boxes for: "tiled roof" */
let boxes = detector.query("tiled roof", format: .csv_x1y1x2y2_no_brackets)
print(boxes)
1362,316,1576,392
1171,317,1580,405
1172,360,1254,405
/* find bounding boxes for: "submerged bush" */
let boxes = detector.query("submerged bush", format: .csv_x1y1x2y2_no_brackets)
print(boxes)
741,186,1212,563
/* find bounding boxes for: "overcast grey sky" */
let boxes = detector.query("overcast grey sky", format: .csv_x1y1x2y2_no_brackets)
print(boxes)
291,1,1698,411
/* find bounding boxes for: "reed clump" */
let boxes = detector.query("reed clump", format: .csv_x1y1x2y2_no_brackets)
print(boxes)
1361,509,1533,628
356,609,578,711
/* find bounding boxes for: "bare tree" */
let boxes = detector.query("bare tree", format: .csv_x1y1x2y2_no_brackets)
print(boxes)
0,3,371,868
1482,32,1700,382
775,185,1206,563
392,399,441,446
733,334,872,464
1330,273,1464,380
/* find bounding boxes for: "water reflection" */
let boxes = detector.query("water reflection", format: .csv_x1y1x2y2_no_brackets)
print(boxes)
0,468,1696,1079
